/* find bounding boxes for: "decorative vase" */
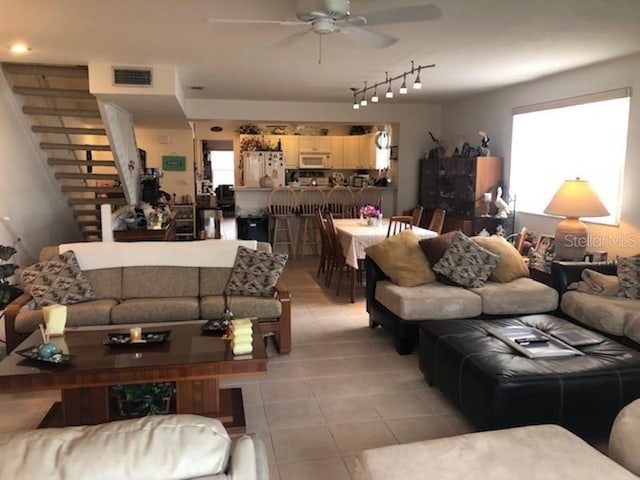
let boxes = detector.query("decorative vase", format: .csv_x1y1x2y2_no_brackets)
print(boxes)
367,217,375,226
259,175,274,188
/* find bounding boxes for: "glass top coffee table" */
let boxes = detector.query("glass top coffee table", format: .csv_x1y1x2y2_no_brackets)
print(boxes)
0,321,266,433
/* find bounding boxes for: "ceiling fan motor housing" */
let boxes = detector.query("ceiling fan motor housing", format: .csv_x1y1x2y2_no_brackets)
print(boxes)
296,0,351,22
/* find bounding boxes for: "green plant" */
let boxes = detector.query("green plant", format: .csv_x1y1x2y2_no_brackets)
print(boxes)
110,382,175,417
0,245,22,309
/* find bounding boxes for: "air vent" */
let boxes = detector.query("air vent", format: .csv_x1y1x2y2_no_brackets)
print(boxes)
112,67,152,86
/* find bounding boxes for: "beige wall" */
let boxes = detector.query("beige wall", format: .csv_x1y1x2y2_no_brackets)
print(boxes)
442,53,640,257
135,127,195,202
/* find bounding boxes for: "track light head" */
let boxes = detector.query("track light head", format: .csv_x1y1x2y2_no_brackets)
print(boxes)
413,68,422,89
371,86,379,103
399,74,408,94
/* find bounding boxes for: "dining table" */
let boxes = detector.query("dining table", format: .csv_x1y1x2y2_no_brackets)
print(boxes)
333,218,438,302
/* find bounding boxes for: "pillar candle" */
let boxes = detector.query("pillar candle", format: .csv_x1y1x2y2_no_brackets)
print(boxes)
42,304,67,336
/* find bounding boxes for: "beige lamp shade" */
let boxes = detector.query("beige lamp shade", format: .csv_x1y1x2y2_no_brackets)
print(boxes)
544,178,609,261
544,178,609,218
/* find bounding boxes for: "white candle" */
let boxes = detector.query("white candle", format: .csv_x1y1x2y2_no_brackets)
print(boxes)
42,304,67,337
129,327,142,342
483,193,492,203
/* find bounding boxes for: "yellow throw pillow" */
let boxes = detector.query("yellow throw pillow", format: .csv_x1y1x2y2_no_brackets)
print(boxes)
471,235,530,283
365,229,436,287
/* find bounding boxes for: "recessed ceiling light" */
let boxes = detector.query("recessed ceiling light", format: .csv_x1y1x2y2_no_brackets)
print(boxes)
189,86,205,90
10,43,31,54
210,126,223,132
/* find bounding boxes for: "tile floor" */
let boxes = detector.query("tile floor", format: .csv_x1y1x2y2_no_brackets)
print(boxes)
0,253,474,480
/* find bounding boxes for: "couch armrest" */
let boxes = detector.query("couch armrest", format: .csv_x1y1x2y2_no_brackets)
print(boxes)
609,398,640,476
551,261,617,294
4,292,33,353
230,434,269,480
273,279,291,354
365,255,389,313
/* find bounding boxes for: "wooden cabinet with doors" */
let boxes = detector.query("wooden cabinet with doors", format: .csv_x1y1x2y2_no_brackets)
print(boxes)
280,135,299,168
330,136,344,168
298,135,331,152
343,136,360,168
419,156,503,235
358,133,377,169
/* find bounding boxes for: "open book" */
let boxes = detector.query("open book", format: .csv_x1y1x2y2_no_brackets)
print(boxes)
488,325,585,359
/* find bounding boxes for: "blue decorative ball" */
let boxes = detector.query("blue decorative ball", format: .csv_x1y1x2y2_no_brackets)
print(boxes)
38,343,59,359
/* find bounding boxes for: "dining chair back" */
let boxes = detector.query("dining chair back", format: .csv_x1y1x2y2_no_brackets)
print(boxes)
267,187,298,258
411,206,424,226
324,212,355,301
356,187,382,211
428,208,446,234
386,215,413,237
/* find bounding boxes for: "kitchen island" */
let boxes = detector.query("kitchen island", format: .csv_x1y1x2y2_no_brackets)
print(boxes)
234,186,397,217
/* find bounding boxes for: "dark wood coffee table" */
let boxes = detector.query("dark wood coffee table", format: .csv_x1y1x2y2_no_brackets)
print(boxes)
0,321,266,433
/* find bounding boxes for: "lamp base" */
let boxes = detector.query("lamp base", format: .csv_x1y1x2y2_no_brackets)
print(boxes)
554,217,588,261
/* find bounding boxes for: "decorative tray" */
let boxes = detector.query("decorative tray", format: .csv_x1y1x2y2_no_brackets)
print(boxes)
15,347,73,365
201,320,228,336
103,330,171,346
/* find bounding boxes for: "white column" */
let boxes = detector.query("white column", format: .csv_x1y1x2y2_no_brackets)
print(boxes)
100,204,114,242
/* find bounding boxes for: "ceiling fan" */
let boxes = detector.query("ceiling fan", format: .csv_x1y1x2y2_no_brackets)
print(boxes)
208,0,442,49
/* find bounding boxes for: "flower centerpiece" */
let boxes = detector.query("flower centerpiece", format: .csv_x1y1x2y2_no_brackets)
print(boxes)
360,204,382,225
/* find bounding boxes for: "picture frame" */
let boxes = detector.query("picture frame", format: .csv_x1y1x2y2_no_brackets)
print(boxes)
390,145,398,160
162,155,186,171
352,176,364,188
535,234,556,262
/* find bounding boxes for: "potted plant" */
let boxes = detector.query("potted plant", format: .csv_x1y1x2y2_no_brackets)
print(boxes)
110,382,175,417
0,245,22,309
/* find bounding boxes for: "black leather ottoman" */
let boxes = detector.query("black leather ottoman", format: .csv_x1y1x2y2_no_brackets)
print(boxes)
419,314,640,438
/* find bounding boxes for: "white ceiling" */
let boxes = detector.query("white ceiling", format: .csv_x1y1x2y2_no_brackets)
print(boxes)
2,0,640,108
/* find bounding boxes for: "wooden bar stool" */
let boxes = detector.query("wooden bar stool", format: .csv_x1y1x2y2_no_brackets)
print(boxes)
326,186,356,218
297,188,325,257
356,186,382,212
268,187,298,258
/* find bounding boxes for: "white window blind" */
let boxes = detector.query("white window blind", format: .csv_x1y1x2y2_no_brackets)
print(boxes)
510,88,630,225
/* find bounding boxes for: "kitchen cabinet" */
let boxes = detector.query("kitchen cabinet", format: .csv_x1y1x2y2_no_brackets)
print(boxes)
358,133,377,169
419,156,503,235
298,135,331,153
280,135,299,168
330,136,344,168
343,136,360,168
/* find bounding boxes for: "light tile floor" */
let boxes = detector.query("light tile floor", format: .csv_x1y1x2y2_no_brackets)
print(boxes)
0,234,474,480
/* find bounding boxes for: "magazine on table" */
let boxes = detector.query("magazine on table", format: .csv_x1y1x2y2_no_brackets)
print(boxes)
488,325,585,359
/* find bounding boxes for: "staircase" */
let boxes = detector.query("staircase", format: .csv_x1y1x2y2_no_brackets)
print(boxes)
2,63,127,241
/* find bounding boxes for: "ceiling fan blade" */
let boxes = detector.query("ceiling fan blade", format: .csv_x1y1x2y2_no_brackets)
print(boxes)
207,18,307,26
275,28,314,48
338,25,397,48
358,4,442,26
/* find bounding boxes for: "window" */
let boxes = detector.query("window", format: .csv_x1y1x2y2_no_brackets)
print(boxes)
510,89,630,225
209,150,235,190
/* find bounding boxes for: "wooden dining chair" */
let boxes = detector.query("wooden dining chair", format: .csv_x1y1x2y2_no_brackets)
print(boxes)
411,206,424,226
427,208,446,234
514,227,528,254
315,209,332,282
386,215,413,237
324,212,355,302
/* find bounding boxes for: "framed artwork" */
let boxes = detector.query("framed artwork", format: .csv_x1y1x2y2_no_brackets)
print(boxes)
390,146,398,160
535,234,556,262
162,155,186,171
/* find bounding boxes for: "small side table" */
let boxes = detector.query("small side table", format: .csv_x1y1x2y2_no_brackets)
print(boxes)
529,261,554,288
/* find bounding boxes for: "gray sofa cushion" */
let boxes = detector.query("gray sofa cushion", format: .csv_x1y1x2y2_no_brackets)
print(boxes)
561,290,640,341
471,277,559,315
15,299,117,333
200,295,282,320
84,268,122,300
375,280,482,321
111,298,200,324
200,267,233,296
122,267,199,299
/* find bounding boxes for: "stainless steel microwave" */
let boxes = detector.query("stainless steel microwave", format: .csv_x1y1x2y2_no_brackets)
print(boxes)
299,153,331,169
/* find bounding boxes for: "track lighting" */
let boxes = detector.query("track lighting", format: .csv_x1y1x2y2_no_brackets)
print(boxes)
399,74,408,94
350,62,434,108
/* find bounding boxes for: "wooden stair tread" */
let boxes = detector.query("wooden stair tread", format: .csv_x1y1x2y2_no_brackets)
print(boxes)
34,126,107,135
22,106,100,118
63,186,122,193
68,198,127,205
55,172,119,180
2,63,88,78
40,142,111,151
13,86,94,99
49,158,115,167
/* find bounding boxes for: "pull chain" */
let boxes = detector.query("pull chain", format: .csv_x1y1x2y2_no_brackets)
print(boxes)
318,35,323,65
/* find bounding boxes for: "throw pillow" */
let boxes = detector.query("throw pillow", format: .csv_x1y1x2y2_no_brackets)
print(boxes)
433,231,499,288
365,229,436,287
471,235,530,283
224,246,288,297
617,254,640,299
419,231,457,267
19,250,96,307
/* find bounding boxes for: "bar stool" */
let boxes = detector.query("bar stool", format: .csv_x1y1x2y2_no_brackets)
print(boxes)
356,186,382,212
326,186,356,218
297,188,325,257
268,187,298,258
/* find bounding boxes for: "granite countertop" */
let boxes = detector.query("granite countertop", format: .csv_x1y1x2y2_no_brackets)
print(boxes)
233,186,395,191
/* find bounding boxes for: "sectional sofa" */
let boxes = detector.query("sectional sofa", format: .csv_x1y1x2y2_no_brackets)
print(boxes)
5,240,291,354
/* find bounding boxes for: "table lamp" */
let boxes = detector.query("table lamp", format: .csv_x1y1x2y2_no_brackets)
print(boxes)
543,178,609,261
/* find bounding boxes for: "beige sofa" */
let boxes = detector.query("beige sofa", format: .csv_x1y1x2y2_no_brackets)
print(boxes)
553,261,640,347
5,240,291,354
354,398,640,480
0,414,268,480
